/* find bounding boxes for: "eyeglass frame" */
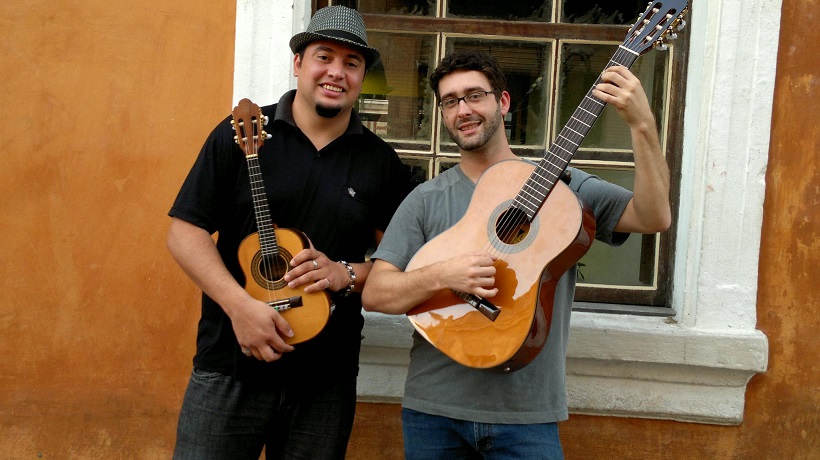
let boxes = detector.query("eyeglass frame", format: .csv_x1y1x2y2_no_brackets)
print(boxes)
437,90,497,111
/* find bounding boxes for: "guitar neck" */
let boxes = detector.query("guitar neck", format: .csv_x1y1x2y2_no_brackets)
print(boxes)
513,46,640,220
246,155,279,255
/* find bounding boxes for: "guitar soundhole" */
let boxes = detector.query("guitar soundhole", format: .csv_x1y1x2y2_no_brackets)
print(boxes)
251,250,292,290
495,207,531,245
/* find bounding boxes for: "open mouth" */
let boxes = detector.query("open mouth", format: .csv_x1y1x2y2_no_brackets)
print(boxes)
321,84,344,93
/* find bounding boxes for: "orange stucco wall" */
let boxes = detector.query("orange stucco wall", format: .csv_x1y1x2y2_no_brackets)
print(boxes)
1,0,817,459
0,1,235,456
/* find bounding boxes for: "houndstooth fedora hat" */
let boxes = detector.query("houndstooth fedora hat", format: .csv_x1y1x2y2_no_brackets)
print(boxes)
289,6,381,70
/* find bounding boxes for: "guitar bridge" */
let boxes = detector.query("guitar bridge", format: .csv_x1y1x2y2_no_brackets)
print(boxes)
452,290,500,321
267,296,303,312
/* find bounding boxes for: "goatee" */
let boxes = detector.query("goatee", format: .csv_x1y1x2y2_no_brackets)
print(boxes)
315,104,342,118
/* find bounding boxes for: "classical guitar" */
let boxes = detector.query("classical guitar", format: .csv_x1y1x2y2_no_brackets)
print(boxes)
405,1,688,372
231,98,331,345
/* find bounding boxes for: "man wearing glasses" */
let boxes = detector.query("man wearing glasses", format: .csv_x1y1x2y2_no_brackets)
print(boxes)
362,50,671,459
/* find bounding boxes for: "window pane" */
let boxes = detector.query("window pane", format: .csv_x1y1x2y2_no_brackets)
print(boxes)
561,0,646,24
446,38,553,151
556,42,668,152
332,0,434,16
400,157,433,187
359,32,437,149
447,0,553,21
574,167,658,287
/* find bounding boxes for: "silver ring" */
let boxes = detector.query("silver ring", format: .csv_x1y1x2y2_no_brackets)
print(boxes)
325,278,331,289
241,348,251,356
312,259,319,270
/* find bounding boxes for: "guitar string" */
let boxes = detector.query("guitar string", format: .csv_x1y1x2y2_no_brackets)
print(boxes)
245,113,277,306
479,47,633,270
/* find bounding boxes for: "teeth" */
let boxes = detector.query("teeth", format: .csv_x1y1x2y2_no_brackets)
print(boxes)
322,84,343,93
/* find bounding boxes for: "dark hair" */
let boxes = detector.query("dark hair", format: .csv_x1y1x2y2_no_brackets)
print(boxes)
429,50,508,100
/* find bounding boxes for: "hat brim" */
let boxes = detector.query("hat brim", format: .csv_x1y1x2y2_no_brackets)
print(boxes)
290,32,381,70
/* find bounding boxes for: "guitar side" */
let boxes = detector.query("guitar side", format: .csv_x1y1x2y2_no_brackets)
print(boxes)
238,227,332,345
405,160,595,371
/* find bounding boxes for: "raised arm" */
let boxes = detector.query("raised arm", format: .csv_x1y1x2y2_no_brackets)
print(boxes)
594,65,672,234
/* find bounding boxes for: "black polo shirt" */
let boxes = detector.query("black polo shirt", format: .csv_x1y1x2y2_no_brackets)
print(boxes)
169,90,410,387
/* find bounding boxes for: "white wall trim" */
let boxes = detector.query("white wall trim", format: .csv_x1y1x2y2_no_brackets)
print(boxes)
236,0,778,425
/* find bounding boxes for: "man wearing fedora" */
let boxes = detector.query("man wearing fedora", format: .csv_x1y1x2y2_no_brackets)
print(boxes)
167,6,410,459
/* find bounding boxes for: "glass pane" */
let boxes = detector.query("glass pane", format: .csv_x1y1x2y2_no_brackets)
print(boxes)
447,0,553,21
444,38,553,150
358,32,437,149
400,157,433,187
556,42,667,152
332,0,434,16
574,167,658,287
561,0,646,24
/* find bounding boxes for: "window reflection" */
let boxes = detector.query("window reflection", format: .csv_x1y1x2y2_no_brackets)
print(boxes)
561,0,645,24
333,0,434,15
557,42,667,151
447,0,552,21
357,32,437,148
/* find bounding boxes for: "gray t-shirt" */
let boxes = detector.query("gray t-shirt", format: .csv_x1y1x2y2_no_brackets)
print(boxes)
371,161,632,424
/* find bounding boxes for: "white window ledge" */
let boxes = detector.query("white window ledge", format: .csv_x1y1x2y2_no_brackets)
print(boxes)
357,311,768,425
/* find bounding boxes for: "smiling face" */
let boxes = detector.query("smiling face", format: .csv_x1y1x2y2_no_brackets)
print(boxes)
293,40,367,119
438,70,509,153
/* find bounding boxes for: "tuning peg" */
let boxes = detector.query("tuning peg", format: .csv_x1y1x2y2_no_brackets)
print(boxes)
666,30,678,41
677,19,687,31
655,41,668,51
262,115,270,125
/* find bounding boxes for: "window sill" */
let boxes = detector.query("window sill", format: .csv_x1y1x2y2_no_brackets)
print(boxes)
357,310,768,425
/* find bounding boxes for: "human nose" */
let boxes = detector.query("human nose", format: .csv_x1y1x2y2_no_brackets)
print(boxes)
327,61,345,79
456,97,473,114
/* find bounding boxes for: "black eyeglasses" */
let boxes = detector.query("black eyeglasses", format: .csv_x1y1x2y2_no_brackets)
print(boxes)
438,90,495,111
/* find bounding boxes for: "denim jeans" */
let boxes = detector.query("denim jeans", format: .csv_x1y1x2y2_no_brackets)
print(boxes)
173,368,356,460
402,408,564,460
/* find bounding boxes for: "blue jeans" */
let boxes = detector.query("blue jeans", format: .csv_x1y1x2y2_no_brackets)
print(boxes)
173,368,356,460
402,408,564,460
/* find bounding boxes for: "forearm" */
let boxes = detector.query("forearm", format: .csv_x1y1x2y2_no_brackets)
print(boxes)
362,261,447,314
166,217,253,316
628,122,672,232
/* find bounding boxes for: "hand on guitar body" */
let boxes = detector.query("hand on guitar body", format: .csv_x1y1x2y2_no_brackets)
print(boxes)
363,251,498,315
283,242,350,295
166,217,295,362
229,294,296,362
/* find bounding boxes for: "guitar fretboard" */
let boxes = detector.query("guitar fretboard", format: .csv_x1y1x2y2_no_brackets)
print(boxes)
246,155,279,256
513,46,640,221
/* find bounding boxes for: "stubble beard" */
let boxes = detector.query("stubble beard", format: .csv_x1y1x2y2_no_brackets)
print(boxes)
446,106,503,152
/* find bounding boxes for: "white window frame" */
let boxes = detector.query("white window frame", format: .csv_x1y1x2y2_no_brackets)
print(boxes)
234,0,775,424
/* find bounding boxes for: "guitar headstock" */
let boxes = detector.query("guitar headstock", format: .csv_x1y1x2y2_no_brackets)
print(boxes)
231,98,270,158
624,1,689,55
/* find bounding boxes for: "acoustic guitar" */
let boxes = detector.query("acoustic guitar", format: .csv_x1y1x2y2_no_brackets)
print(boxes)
406,1,689,372
231,98,331,345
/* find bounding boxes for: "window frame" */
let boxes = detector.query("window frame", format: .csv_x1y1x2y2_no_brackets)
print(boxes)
320,0,686,310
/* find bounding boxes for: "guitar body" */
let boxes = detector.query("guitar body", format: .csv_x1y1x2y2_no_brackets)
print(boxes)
406,160,595,371
238,226,332,345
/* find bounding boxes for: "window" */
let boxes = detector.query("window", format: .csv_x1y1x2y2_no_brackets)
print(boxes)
321,0,688,311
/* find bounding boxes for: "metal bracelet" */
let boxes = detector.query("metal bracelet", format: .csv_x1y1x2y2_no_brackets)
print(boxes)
339,260,356,297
